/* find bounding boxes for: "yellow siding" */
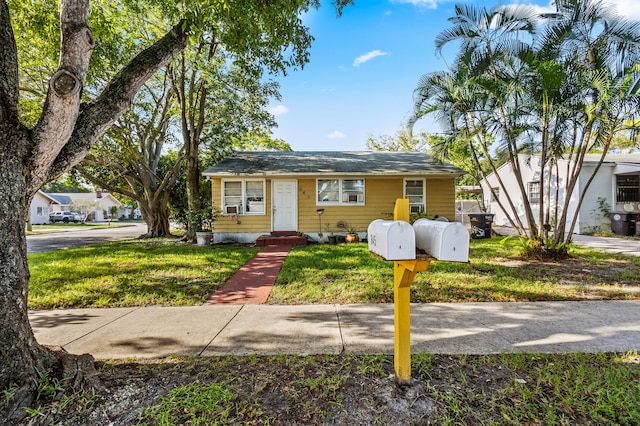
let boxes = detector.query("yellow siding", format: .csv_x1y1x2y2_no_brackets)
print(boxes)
297,178,401,234
209,176,457,234
425,178,456,220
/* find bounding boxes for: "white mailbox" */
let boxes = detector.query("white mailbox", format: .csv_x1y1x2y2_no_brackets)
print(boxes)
413,219,469,262
367,220,416,260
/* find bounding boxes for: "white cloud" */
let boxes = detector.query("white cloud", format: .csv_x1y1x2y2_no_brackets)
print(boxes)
268,105,288,116
327,130,346,140
391,0,442,8
503,1,555,14
604,0,640,19
353,50,390,67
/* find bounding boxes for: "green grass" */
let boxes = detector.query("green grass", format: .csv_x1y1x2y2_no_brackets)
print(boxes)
429,351,640,425
269,237,640,304
140,382,235,425
269,244,394,304
27,236,640,308
20,236,640,423
28,239,259,308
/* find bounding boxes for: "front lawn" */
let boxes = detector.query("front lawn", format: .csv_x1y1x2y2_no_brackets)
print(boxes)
28,239,259,309
27,236,640,309
268,238,640,304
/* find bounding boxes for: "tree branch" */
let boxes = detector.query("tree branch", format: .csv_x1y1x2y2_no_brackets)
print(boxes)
31,0,93,184
155,152,185,195
75,165,140,201
45,19,190,187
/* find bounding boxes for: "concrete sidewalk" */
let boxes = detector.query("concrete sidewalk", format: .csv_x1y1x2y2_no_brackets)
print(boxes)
30,300,640,359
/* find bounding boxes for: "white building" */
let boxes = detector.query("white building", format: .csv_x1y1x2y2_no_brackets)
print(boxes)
44,190,122,222
481,154,640,235
29,191,60,225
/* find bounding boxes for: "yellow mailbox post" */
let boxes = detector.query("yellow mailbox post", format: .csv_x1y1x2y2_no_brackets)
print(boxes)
392,198,430,382
369,199,468,381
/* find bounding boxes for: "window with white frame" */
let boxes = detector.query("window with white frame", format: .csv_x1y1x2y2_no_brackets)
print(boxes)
222,180,265,214
36,206,45,216
528,181,540,204
404,179,425,213
317,179,365,205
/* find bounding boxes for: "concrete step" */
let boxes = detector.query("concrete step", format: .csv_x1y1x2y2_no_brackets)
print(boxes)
255,235,308,247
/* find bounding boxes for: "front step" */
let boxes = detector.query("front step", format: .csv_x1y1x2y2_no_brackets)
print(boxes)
255,234,307,247
270,231,298,237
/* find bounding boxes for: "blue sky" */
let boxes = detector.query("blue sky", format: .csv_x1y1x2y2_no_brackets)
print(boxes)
267,0,640,151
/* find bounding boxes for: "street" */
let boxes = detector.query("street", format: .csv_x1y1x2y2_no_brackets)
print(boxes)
26,223,147,254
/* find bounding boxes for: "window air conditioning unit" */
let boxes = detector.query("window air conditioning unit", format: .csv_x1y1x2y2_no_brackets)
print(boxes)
410,204,423,214
224,205,240,215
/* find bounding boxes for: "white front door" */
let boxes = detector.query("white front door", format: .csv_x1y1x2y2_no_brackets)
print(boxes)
272,180,298,232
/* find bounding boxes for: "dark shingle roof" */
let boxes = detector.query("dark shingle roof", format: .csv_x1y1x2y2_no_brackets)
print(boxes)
44,193,72,205
202,151,466,176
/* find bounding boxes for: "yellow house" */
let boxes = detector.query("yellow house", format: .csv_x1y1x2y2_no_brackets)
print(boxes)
202,151,465,244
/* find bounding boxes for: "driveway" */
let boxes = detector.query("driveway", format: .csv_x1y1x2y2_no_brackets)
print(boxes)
572,234,640,256
27,223,147,254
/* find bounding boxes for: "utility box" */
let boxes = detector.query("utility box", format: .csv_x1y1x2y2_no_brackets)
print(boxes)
367,219,416,261
413,219,470,262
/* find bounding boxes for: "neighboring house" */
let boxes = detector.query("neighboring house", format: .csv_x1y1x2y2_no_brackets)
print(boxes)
45,190,123,222
29,191,61,225
481,154,640,234
202,151,466,244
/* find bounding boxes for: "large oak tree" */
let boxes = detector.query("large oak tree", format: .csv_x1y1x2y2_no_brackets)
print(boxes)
0,0,351,420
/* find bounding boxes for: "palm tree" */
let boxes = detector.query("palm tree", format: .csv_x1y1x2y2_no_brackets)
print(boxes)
412,0,640,256
537,0,640,244
409,65,527,231
423,3,540,236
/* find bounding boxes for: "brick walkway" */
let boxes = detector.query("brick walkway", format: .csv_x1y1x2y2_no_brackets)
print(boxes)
204,245,291,305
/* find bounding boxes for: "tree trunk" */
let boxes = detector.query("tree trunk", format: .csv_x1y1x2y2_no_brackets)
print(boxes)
139,195,172,238
185,145,201,241
1,0,189,417
173,41,217,243
0,139,57,421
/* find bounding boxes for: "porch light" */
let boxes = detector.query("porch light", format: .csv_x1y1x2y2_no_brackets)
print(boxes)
316,209,324,237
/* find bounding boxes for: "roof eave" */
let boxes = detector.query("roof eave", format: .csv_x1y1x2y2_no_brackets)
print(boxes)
202,171,465,177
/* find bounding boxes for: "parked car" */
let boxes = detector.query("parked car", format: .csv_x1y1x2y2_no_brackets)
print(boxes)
72,212,87,223
49,211,77,223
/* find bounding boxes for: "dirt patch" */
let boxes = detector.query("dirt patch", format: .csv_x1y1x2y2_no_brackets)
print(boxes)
492,254,640,297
